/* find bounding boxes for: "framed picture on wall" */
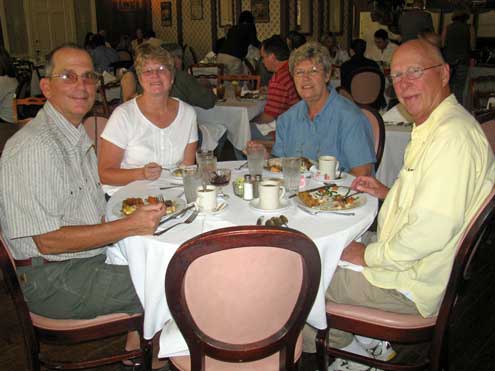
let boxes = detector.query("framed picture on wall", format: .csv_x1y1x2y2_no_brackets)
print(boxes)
218,0,234,27
161,1,172,26
191,0,203,20
251,0,270,23
328,0,343,35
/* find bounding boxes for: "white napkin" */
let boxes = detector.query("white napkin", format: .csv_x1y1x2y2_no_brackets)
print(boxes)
102,71,117,84
256,120,277,136
241,85,260,96
200,51,216,64
382,103,413,124
202,218,235,233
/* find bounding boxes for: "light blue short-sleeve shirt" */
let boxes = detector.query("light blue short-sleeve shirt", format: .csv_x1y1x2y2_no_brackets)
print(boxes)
272,87,376,172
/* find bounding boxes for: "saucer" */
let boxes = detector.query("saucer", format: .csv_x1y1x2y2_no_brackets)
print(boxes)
309,165,347,183
197,199,228,216
249,198,291,213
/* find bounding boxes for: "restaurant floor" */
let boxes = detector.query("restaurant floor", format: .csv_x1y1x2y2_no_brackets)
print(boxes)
0,142,494,370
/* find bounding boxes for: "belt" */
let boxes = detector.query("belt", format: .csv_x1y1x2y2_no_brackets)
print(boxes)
14,257,57,267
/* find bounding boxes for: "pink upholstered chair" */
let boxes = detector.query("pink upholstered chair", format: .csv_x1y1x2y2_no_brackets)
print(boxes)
0,232,151,371
358,104,385,172
316,186,495,371
349,67,385,110
476,109,495,154
83,114,108,158
165,226,321,371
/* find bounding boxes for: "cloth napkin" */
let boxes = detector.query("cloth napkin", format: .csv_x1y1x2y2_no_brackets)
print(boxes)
201,218,235,233
256,120,277,136
102,71,117,84
382,103,413,124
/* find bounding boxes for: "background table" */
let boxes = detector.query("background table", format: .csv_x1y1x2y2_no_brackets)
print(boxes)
376,125,412,187
105,161,378,358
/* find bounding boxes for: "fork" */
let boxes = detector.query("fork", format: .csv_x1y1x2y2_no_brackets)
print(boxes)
235,161,248,170
154,209,199,236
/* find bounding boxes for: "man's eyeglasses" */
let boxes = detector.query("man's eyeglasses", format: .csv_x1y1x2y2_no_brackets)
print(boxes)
389,64,443,83
140,65,170,77
48,71,100,85
293,65,323,79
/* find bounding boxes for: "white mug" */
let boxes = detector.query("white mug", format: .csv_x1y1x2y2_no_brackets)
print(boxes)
196,185,217,212
259,180,286,210
319,156,340,180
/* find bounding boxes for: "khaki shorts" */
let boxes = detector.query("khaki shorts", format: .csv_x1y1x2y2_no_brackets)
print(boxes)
18,254,142,319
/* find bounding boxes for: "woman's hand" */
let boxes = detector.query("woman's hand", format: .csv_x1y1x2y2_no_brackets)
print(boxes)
351,176,389,200
143,162,162,180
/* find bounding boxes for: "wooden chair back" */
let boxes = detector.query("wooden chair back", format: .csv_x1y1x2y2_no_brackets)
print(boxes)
12,96,46,124
358,104,385,171
166,226,321,371
476,109,495,154
0,231,151,370
83,114,108,157
470,75,495,112
189,63,225,87
218,74,261,91
349,67,385,110
317,186,495,371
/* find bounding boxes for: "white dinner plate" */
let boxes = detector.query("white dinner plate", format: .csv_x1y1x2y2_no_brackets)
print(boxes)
294,192,366,213
249,198,292,213
309,165,347,183
112,196,186,219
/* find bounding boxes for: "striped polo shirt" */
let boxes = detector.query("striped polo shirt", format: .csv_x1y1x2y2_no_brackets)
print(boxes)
264,61,300,118
0,102,107,261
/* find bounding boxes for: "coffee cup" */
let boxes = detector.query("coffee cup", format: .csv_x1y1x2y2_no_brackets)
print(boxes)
319,156,339,180
196,185,217,212
258,180,286,210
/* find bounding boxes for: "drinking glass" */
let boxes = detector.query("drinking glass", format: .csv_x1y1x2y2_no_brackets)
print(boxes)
196,150,216,181
183,167,202,203
246,146,264,176
282,157,301,193
209,168,231,199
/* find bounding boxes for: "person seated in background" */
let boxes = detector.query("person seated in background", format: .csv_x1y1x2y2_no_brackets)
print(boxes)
250,35,300,140
250,42,375,177
143,29,163,48
303,39,495,370
0,44,166,368
365,29,398,66
286,30,307,51
0,47,18,123
319,32,349,65
99,44,198,196
213,24,232,54
340,38,386,110
131,28,145,55
83,32,95,51
116,34,132,53
120,44,216,109
89,34,119,73
98,29,112,48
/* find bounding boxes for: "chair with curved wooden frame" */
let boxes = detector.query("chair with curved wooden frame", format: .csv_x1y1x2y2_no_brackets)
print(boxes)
12,96,46,124
189,63,225,87
316,186,495,371
166,226,321,371
349,67,385,110
476,109,495,154
358,104,385,172
218,74,261,91
0,232,152,371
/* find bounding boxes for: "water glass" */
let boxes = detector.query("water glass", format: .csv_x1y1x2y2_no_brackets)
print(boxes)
183,167,202,203
246,146,264,176
196,150,217,181
282,157,301,193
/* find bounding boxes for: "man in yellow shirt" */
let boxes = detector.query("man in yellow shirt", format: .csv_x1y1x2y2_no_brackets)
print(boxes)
306,39,495,368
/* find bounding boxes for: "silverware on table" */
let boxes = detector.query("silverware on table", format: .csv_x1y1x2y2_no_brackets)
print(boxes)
157,204,195,227
154,209,199,236
159,185,183,190
236,161,248,170
343,191,363,201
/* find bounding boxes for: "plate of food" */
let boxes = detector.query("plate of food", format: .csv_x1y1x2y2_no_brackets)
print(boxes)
264,157,314,175
295,186,365,212
112,195,186,219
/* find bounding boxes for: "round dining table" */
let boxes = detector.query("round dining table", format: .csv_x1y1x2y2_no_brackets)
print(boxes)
105,161,378,358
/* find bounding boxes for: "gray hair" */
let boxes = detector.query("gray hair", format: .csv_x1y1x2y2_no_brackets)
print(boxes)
134,43,175,78
45,43,91,76
288,41,332,76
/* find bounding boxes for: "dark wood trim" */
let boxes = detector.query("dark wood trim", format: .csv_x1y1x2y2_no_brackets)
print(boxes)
319,0,324,38
235,0,241,24
211,0,218,51
281,0,289,38
177,0,183,46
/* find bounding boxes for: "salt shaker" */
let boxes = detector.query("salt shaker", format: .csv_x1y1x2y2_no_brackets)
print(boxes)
243,174,254,201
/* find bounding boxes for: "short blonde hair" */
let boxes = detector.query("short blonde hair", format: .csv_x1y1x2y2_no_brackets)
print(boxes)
134,43,175,77
289,42,332,76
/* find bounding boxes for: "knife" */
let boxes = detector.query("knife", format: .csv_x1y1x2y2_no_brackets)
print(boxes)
157,204,195,226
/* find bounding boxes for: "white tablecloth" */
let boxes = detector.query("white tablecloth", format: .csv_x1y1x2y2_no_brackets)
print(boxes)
194,98,266,151
376,125,412,187
105,161,378,357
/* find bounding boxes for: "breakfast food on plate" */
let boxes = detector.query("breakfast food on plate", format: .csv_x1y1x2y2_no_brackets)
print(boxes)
300,157,313,171
121,196,176,216
266,157,313,173
172,168,184,177
298,186,357,210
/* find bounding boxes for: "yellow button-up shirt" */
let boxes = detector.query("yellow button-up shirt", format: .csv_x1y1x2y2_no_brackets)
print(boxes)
363,95,495,317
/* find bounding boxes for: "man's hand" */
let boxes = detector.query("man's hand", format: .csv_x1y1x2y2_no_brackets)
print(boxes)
143,162,162,180
341,241,367,266
351,176,389,200
127,203,166,235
